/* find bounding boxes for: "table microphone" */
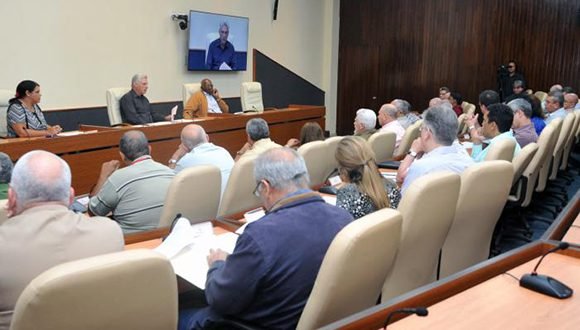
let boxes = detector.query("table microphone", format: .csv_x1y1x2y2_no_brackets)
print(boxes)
519,242,573,299
383,307,428,329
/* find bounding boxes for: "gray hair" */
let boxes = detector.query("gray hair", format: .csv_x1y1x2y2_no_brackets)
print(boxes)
246,118,270,141
219,22,229,31
181,125,208,150
355,108,377,130
254,148,310,191
120,130,150,161
131,74,147,85
0,152,13,183
10,150,71,210
422,106,458,146
379,104,398,119
508,98,532,118
392,99,411,115
548,91,564,107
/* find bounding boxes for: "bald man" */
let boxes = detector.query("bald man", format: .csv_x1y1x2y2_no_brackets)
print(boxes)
1,151,122,329
184,78,229,118
378,104,406,150
563,93,578,112
169,124,234,196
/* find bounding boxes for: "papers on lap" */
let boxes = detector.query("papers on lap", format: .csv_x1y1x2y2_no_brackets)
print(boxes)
155,218,238,289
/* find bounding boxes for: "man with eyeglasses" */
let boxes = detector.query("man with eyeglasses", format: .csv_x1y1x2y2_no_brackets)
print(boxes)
178,148,353,330
397,106,474,194
500,60,526,101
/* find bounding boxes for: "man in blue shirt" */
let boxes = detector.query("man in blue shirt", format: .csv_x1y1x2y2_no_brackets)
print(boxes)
544,91,567,125
206,22,237,70
178,148,353,330
468,103,521,162
398,106,474,194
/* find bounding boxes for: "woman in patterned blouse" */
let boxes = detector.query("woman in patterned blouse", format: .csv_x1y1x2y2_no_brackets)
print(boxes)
6,80,62,138
335,136,400,219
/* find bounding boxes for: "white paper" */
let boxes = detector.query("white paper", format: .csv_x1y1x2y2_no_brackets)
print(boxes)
236,208,265,235
170,105,178,122
75,196,90,207
322,195,337,205
381,172,398,180
169,232,239,289
58,130,97,137
328,175,342,186
219,62,232,70
154,219,212,259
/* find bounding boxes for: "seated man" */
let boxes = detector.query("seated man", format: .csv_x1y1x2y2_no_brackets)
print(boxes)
378,104,405,150
184,78,229,118
169,124,234,196
467,103,521,162
508,98,538,148
397,106,474,194
119,74,171,124
206,22,237,70
353,108,377,140
178,148,353,329
0,151,123,329
393,99,420,129
89,130,175,233
439,86,451,100
544,91,567,124
235,118,282,161
0,152,12,200
563,93,578,112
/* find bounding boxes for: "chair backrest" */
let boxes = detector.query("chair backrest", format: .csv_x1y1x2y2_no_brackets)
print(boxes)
158,165,221,227
536,117,562,192
217,155,261,217
0,89,13,136
484,138,516,162
395,119,422,157
457,113,468,136
520,124,557,207
381,171,460,302
463,103,476,116
549,113,575,179
10,250,177,330
105,87,131,126
297,209,403,330
324,136,343,173
561,112,580,170
367,131,396,163
439,161,513,279
511,143,538,187
298,140,336,188
182,83,201,107
240,82,264,112
0,199,8,225
534,91,548,102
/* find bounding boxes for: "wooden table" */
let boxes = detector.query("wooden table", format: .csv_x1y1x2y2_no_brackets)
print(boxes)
0,105,325,194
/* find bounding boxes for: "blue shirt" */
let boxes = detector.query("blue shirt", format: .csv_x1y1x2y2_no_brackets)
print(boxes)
204,193,353,329
531,116,546,135
175,143,234,197
544,108,567,125
206,39,236,70
471,131,521,163
402,144,474,194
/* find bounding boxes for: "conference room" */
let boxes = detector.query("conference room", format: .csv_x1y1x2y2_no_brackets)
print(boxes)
1,0,580,329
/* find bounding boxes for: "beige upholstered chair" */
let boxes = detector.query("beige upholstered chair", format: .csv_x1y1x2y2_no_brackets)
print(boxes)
457,113,468,136
158,165,221,227
324,136,343,173
297,209,403,330
549,113,575,179
241,82,264,112
561,112,580,170
217,155,261,217
298,140,336,188
462,103,476,116
105,87,131,126
534,91,548,102
182,83,202,107
484,138,516,162
10,250,177,330
381,172,460,302
0,199,8,225
368,131,396,163
536,118,563,192
0,89,14,136
439,161,513,278
395,119,422,157
518,124,557,207
510,143,538,192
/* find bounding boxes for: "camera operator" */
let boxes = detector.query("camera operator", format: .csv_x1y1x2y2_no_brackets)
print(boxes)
498,60,526,102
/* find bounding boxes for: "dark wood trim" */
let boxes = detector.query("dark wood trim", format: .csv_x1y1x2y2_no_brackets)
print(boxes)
124,227,170,245
543,189,580,241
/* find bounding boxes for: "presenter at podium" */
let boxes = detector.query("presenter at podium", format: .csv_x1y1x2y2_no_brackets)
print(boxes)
184,79,229,118
206,22,237,70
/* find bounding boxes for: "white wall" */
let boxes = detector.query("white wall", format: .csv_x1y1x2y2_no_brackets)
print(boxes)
0,0,339,132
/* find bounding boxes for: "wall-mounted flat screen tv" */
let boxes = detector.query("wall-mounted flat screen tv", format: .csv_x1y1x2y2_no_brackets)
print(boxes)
188,10,249,71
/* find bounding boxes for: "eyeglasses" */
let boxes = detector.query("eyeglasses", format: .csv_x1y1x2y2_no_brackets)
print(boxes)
253,180,264,197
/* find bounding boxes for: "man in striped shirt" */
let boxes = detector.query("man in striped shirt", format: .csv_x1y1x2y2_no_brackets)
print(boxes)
89,130,174,233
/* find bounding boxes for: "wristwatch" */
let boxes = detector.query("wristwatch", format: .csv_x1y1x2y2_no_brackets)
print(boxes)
168,159,177,164
407,150,418,158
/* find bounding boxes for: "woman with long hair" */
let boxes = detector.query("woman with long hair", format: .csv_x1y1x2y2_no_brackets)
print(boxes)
335,136,400,219
285,122,325,149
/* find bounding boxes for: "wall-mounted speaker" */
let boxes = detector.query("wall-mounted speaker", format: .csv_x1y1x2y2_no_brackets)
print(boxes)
273,0,279,20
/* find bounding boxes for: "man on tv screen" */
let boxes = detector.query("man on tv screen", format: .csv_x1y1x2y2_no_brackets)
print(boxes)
206,22,236,70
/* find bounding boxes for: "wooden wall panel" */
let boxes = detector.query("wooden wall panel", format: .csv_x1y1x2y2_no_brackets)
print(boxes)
337,0,580,135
